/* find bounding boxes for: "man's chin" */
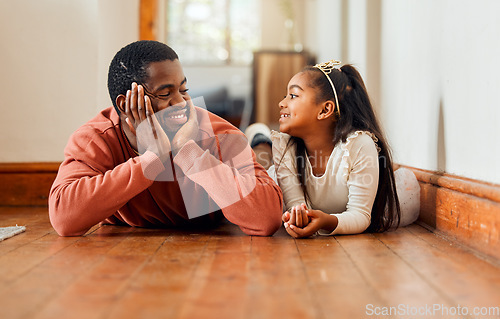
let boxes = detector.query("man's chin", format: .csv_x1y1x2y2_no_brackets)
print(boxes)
163,125,181,137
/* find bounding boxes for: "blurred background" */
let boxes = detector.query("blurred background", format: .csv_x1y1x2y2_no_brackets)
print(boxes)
0,0,499,185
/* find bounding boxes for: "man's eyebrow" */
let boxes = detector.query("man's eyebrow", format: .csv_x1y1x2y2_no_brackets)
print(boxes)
155,77,187,91
289,84,303,91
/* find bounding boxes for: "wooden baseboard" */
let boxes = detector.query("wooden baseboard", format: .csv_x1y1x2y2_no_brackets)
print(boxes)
399,165,500,261
0,162,60,206
2,162,499,261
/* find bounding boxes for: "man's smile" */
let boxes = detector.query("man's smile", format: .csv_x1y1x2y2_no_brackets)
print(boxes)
158,105,189,130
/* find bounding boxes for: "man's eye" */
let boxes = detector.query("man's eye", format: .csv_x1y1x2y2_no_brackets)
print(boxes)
158,93,170,98
181,89,189,94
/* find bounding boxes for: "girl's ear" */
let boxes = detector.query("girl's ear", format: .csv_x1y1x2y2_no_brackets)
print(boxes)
317,101,335,120
116,94,126,114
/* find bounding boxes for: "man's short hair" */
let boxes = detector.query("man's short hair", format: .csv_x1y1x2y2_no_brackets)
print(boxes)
107,40,179,113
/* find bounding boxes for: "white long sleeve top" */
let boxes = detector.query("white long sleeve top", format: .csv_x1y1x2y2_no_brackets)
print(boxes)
270,130,380,235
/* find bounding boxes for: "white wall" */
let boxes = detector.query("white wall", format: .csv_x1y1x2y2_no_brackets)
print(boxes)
97,0,140,112
0,0,96,162
315,0,343,63
379,0,500,184
317,0,500,184
0,0,138,162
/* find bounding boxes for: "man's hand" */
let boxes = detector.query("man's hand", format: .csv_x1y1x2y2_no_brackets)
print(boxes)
125,82,171,163
171,100,199,152
124,82,145,135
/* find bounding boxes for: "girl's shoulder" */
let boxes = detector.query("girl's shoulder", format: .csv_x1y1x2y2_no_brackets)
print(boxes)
270,130,290,142
270,130,292,152
270,130,296,170
341,130,381,154
339,131,380,182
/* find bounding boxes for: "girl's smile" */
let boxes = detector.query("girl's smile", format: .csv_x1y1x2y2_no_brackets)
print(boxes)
279,112,291,121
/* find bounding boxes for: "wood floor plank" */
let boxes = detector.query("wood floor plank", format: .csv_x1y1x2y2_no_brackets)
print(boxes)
105,230,214,319
0,224,135,319
1,208,499,319
0,232,80,287
0,207,82,286
176,235,252,319
375,225,500,309
0,208,102,289
294,236,387,318
335,231,452,309
32,228,169,319
243,229,320,319
0,208,53,256
0,207,100,255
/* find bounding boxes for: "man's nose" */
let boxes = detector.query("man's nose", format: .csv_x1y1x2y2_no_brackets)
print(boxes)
170,92,187,108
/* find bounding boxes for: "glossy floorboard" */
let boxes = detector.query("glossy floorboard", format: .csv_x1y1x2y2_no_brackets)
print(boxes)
1,207,499,319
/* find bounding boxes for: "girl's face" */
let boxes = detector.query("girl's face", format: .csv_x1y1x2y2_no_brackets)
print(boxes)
278,71,324,138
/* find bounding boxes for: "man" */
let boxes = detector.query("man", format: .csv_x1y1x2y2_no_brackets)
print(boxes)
49,40,283,236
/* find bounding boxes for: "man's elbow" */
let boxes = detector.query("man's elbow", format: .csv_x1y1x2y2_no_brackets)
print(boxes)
49,204,87,237
54,227,85,237
241,213,282,237
257,220,282,236
49,216,87,237
257,200,283,236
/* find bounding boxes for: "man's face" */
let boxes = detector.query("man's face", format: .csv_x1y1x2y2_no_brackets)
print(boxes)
141,59,191,133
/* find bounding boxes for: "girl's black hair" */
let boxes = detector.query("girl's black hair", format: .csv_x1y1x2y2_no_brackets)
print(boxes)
282,64,400,232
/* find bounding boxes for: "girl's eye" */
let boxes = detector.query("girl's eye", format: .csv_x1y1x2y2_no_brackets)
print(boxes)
290,94,298,99
181,89,189,94
158,93,170,98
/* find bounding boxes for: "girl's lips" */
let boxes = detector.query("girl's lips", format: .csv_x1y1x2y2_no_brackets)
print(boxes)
279,113,290,122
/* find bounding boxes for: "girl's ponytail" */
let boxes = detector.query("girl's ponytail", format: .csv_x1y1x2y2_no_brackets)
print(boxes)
337,64,401,231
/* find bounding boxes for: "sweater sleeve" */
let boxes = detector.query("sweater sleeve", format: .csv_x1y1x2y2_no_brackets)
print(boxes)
318,133,379,235
48,126,165,236
173,133,283,236
270,131,306,211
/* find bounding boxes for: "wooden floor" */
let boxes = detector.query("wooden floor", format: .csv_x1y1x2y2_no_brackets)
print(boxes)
1,207,499,319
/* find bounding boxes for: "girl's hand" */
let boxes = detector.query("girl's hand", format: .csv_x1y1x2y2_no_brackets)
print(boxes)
282,203,309,227
284,209,338,238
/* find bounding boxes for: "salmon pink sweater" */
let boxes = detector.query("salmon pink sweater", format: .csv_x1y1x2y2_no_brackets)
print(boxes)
49,107,283,236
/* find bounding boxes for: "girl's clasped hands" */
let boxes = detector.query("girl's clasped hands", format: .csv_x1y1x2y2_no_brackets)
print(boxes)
282,203,338,238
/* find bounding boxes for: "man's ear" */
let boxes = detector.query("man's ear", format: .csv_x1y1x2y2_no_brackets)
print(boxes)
116,94,126,114
317,101,335,120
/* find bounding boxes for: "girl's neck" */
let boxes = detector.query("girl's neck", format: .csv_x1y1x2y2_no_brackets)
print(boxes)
301,129,335,176
301,126,335,155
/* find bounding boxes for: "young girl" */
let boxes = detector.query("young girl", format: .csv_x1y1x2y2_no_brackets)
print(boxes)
247,60,419,238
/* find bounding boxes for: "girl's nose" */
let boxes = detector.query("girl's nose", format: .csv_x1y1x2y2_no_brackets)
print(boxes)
279,97,286,108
